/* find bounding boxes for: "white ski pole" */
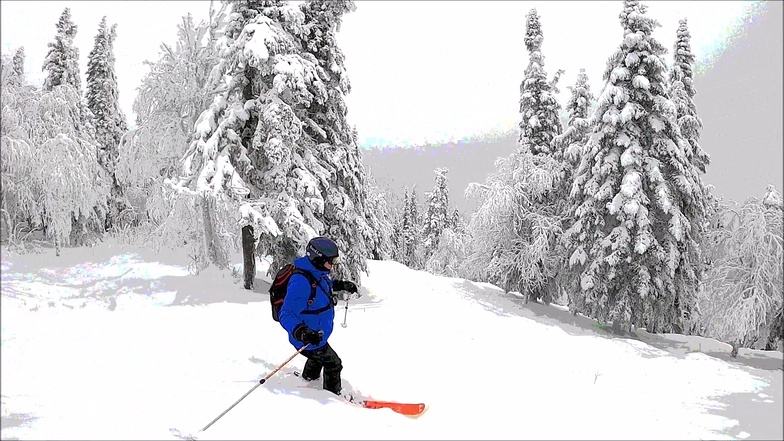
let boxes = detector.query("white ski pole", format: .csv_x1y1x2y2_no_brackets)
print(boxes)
341,298,350,328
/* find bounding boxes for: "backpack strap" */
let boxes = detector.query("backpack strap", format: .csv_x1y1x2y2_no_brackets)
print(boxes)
293,269,333,315
292,269,318,305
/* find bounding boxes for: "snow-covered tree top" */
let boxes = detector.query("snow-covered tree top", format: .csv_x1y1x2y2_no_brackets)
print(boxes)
672,18,696,97
763,184,783,209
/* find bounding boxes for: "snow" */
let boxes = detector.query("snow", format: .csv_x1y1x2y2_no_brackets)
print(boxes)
1,242,781,440
242,20,276,66
610,66,630,83
632,75,650,91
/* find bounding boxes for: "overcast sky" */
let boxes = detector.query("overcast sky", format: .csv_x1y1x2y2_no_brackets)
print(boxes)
1,0,763,148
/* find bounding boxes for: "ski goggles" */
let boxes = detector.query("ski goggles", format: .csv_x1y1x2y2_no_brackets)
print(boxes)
327,256,341,265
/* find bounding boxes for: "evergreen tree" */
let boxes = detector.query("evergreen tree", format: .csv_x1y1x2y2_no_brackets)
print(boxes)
518,8,563,156
663,18,712,334
450,208,464,234
669,18,710,174
391,187,410,264
553,68,594,167
12,47,25,80
564,0,706,334
166,0,372,280
361,171,395,261
42,8,81,95
763,184,783,209
423,168,450,253
550,69,596,308
403,185,424,269
465,10,566,303
86,16,128,229
291,0,374,282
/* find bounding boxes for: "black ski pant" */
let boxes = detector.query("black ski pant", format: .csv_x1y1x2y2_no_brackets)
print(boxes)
301,343,343,394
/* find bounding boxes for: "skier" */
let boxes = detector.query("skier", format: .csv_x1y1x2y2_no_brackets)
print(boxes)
278,236,360,398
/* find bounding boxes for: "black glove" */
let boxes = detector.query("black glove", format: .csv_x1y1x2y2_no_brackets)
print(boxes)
333,280,358,293
293,324,322,346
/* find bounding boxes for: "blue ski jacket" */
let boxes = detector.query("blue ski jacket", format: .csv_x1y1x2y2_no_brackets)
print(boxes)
279,256,335,351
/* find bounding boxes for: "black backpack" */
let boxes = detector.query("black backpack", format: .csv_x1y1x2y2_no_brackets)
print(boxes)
268,263,331,322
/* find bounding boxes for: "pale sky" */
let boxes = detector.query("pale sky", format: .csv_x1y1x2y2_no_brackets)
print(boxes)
0,0,763,149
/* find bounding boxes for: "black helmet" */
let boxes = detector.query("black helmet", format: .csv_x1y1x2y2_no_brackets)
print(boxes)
306,236,340,269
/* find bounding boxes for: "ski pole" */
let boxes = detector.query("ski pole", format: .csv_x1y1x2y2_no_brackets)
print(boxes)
341,298,350,328
200,344,310,432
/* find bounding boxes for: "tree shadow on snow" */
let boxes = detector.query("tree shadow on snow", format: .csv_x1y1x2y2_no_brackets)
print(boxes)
706,387,784,441
452,279,613,339
633,332,784,372
1,254,269,309
163,274,266,307
452,279,784,372
1,396,38,440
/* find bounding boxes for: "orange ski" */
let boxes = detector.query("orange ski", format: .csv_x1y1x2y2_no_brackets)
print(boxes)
362,400,427,417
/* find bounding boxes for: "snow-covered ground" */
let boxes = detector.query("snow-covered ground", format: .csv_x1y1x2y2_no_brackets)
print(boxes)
1,241,782,440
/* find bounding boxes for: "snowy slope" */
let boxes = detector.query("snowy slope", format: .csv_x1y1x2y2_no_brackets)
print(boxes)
1,242,781,440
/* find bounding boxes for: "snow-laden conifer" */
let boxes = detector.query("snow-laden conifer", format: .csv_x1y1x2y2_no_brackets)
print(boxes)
86,16,128,228
518,9,563,156
42,8,81,95
565,0,706,333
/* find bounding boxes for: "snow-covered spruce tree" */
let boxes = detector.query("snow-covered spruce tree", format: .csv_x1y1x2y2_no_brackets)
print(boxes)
553,68,594,168
450,208,465,234
423,169,470,277
464,9,566,303
361,171,394,260
667,20,715,318
117,5,229,233
398,185,426,270
289,0,376,282
699,187,783,355
40,11,108,246
11,47,25,79
423,167,450,254
390,187,409,263
669,18,710,175
42,8,81,96
167,0,371,280
763,184,783,209
657,16,713,334
518,8,563,156
549,69,596,307
564,0,707,334
86,16,128,229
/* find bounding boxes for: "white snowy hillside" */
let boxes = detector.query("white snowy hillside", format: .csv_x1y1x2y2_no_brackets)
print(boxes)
1,241,782,440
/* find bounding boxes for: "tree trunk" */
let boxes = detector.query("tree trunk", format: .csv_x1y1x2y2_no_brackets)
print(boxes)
730,342,739,358
70,214,85,247
200,195,229,270
611,318,623,335
242,224,256,290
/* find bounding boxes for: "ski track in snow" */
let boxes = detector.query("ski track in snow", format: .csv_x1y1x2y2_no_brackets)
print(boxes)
0,242,781,440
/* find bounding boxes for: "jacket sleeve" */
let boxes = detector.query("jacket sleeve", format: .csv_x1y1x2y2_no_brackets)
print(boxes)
279,274,311,335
